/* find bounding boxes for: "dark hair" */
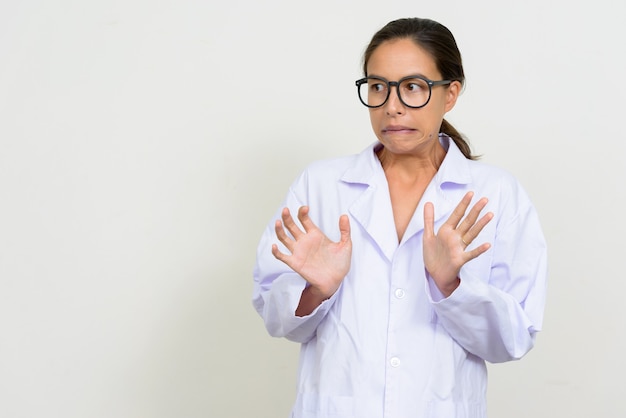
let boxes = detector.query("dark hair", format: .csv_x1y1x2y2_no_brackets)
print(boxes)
363,17,477,160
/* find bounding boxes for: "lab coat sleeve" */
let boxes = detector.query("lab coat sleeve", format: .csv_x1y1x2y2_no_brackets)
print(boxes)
252,182,339,344
426,186,548,364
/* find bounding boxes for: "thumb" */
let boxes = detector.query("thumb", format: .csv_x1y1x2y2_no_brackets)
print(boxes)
423,202,435,238
338,214,351,244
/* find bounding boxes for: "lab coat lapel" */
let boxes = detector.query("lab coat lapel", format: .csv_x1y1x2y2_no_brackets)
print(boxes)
401,138,473,243
348,181,398,262
401,184,455,244
341,144,398,261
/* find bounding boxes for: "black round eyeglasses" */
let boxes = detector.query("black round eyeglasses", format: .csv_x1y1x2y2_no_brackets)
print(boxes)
355,75,452,109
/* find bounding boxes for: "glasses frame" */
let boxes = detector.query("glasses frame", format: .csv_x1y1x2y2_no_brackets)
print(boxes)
355,75,453,109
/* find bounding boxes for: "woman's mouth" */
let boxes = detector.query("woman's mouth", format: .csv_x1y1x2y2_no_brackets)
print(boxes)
382,125,415,133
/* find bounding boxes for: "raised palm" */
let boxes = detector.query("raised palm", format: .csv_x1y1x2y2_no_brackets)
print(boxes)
272,206,352,298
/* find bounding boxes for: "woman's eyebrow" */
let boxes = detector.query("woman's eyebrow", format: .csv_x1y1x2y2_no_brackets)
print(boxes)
367,73,429,80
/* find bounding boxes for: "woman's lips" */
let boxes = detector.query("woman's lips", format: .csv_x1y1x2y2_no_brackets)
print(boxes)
382,125,415,133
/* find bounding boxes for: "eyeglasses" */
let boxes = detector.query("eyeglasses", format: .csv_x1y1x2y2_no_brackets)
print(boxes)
355,75,452,109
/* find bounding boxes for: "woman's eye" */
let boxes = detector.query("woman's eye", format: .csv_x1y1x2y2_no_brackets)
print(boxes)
371,83,385,93
402,78,430,94
406,83,423,92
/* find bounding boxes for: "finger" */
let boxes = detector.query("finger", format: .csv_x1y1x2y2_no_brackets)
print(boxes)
281,207,304,239
465,212,494,242
274,219,294,251
271,243,291,264
297,206,317,233
465,242,492,261
338,214,351,245
423,202,435,238
446,192,474,228
457,197,489,233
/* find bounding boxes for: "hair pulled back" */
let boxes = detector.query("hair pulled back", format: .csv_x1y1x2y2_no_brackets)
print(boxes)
363,17,476,160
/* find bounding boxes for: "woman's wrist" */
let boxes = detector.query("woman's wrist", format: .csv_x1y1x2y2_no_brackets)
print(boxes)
295,285,334,317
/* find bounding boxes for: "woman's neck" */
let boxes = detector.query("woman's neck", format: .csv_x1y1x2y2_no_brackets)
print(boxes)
376,141,446,182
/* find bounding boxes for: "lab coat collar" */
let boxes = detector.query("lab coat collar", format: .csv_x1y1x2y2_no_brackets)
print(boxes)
341,134,471,186
340,135,473,260
432,134,472,187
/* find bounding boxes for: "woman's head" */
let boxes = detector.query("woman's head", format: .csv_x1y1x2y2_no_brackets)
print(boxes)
361,18,475,159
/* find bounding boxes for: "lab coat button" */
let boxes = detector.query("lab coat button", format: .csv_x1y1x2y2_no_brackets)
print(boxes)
394,288,406,299
390,357,401,367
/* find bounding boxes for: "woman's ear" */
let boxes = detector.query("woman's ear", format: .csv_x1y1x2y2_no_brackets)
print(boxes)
444,80,462,112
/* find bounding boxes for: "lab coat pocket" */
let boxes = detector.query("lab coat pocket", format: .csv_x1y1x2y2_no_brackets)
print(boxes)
428,323,466,399
426,324,487,417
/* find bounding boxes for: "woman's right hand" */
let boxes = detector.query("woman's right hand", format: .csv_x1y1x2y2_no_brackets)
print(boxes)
272,206,352,312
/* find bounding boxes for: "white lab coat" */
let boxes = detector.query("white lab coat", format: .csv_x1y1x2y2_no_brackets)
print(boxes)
253,135,547,418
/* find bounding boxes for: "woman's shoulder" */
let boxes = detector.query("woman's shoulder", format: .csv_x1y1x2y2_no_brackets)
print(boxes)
465,158,536,212
467,158,517,182
443,135,520,189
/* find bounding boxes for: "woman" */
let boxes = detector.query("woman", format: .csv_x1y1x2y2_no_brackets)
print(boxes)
252,17,547,418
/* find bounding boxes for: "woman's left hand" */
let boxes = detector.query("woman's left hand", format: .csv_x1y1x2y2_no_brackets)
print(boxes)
423,191,493,297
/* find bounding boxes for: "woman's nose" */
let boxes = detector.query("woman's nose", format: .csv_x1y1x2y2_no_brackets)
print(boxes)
384,86,405,115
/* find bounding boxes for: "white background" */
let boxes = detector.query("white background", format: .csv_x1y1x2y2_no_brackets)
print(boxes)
1,0,625,417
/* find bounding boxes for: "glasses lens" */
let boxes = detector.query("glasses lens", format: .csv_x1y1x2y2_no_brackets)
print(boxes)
398,78,430,108
358,79,388,107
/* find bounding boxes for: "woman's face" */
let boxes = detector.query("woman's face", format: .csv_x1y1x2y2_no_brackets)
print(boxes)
366,38,461,156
